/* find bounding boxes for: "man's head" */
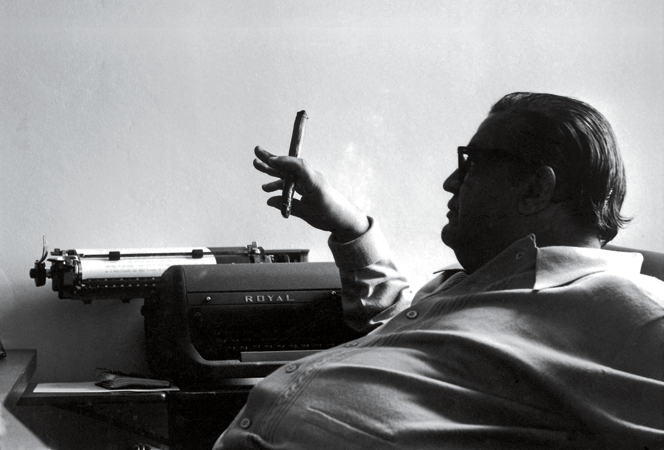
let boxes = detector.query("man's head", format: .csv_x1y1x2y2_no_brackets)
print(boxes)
441,92,629,272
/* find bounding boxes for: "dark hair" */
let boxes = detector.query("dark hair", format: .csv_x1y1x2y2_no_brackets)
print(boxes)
489,92,629,244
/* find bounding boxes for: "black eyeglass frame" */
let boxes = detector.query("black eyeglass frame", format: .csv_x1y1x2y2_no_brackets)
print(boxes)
456,146,529,184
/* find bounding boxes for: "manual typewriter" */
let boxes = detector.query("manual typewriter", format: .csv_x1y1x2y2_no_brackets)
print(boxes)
30,241,363,387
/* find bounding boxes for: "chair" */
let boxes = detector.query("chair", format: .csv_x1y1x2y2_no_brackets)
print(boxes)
604,245,664,282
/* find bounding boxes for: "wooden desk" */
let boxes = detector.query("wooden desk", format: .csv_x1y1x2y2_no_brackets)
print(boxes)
19,378,254,449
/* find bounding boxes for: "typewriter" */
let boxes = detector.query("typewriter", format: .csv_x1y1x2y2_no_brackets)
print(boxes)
30,241,363,387
29,240,306,303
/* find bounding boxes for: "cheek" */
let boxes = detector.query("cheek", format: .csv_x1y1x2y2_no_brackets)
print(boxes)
458,183,515,225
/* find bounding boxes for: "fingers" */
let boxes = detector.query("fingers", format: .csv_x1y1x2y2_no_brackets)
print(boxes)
266,196,282,210
255,145,325,223
261,179,284,193
254,145,315,191
253,158,282,178
253,146,282,178
255,145,308,174
266,195,304,220
253,145,299,178
254,145,275,163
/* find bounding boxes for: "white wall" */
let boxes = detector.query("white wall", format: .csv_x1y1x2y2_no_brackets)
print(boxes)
1,0,662,382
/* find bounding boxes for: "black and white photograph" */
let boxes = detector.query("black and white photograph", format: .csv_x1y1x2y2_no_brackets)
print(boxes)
1,1,663,449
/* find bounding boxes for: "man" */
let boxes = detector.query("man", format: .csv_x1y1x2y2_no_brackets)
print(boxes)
214,93,664,449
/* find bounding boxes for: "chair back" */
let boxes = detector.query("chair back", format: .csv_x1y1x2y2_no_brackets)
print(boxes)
604,245,664,282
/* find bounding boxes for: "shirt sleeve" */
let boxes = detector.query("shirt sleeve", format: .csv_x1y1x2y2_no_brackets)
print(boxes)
328,217,413,332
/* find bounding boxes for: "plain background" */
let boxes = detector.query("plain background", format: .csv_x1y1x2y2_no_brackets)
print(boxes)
1,0,662,382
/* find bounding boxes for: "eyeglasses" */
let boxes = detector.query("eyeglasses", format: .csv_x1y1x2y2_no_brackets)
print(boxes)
457,146,524,184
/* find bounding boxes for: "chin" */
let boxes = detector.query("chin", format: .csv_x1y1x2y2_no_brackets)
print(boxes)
440,224,457,249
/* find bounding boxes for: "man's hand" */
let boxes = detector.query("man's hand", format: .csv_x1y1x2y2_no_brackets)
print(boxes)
253,146,370,242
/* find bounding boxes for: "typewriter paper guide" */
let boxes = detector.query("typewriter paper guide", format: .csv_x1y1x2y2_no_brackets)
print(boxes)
76,247,217,280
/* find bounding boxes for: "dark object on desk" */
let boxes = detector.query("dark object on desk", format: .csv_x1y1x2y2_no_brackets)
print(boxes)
95,368,172,390
143,262,364,388
29,241,308,303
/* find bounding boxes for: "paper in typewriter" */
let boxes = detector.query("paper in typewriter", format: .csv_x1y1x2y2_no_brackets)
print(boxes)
77,247,217,279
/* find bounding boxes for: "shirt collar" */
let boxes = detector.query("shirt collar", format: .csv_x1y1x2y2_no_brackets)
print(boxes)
534,240,643,290
442,235,644,293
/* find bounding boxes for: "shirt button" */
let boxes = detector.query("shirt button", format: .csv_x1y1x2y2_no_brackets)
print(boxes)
284,363,299,373
239,417,251,428
515,252,524,260
406,310,418,319
345,341,358,347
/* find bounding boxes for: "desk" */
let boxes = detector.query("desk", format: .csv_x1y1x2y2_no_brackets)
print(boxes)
3,349,174,449
20,382,171,446
19,378,254,449
0,349,46,449
2,349,255,449
165,383,253,449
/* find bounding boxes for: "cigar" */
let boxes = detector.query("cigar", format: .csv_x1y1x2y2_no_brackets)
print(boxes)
281,110,308,218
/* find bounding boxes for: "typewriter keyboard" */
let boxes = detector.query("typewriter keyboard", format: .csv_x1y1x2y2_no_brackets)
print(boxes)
191,330,352,361
188,304,363,362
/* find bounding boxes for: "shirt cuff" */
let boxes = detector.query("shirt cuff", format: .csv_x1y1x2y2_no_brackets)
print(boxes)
328,217,392,271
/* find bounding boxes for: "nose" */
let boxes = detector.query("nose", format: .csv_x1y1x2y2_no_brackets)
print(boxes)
443,169,460,194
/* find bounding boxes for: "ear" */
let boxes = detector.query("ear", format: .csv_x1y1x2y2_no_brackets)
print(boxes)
518,166,556,215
